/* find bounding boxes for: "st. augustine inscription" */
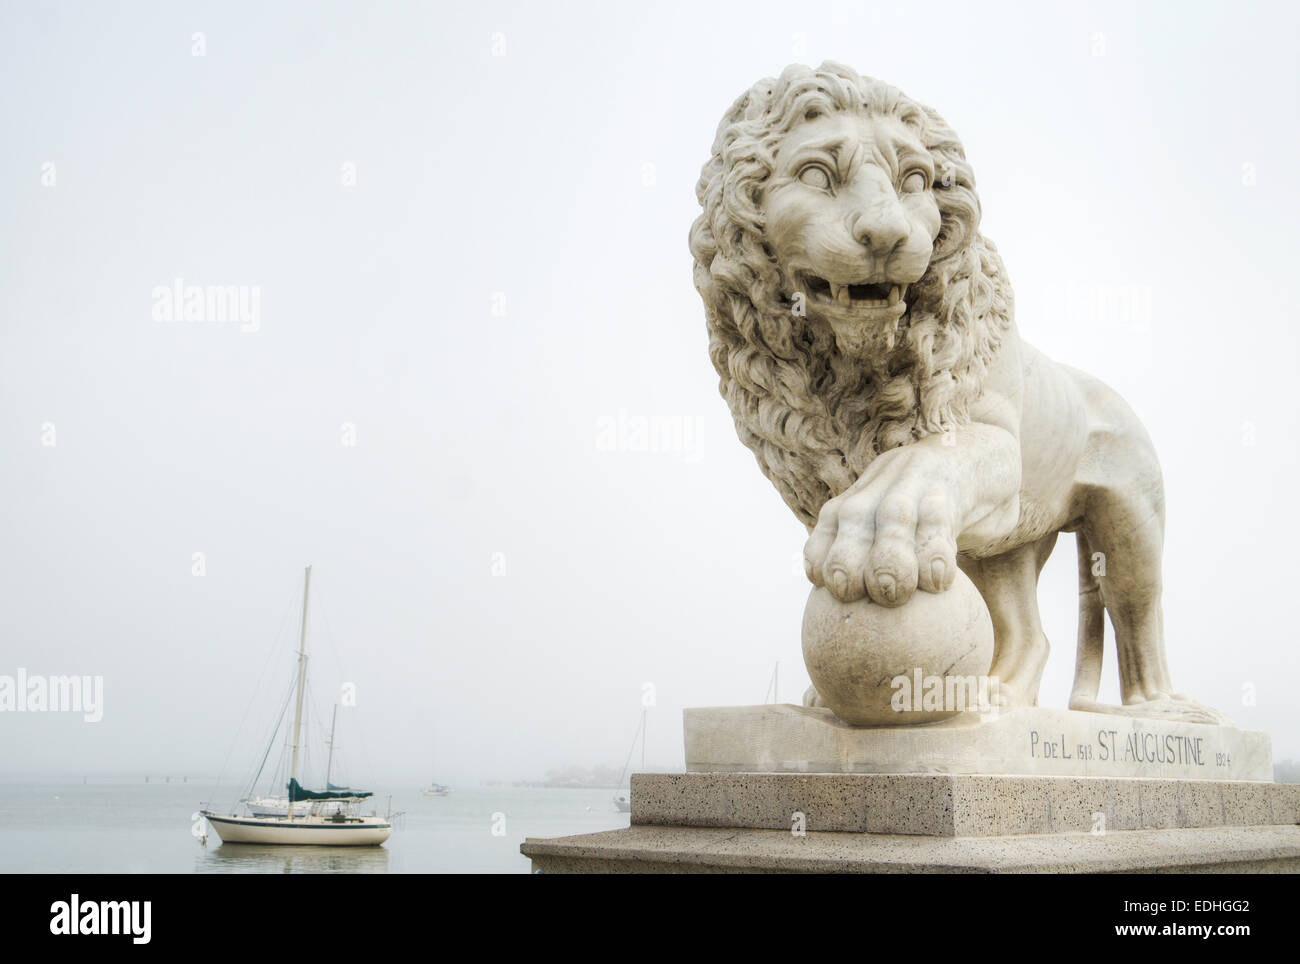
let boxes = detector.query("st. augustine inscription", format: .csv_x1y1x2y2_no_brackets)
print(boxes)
683,706,1271,780
1030,727,1220,771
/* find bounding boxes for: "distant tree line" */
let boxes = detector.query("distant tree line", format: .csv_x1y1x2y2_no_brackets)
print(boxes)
540,764,626,788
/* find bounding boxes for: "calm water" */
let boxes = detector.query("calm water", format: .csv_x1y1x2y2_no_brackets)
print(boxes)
0,781,630,873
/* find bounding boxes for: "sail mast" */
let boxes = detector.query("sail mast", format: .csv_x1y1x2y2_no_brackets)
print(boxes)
287,565,311,819
325,703,338,787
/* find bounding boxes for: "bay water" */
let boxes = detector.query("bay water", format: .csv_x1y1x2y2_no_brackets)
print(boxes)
0,780,630,873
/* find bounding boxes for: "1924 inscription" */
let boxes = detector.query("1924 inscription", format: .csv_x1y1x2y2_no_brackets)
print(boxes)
1029,728,1230,770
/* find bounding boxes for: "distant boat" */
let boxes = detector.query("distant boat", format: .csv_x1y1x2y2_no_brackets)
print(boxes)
423,743,451,796
763,660,780,703
201,567,393,846
243,788,350,818
242,795,296,818
612,709,646,813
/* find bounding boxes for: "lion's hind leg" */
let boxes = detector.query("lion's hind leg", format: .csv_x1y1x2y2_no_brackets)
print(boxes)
1070,435,1228,724
1068,529,1107,713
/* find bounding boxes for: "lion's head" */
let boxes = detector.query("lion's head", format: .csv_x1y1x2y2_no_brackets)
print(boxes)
690,62,1013,527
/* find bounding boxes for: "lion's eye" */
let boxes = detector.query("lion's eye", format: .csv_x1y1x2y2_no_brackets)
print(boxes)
901,171,927,194
798,165,833,191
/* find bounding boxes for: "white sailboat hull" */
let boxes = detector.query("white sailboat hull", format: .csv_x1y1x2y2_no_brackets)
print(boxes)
202,812,392,846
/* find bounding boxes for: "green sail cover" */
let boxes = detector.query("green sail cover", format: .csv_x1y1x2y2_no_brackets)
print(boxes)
287,778,372,801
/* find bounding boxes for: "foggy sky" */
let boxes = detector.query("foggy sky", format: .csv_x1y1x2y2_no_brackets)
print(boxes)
2,0,1297,789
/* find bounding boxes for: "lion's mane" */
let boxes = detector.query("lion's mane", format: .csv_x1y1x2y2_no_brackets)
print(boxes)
689,62,1014,527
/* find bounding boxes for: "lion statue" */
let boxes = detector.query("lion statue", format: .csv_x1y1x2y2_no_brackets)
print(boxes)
689,61,1224,724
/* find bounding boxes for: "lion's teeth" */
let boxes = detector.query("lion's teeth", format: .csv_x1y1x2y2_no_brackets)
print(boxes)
821,282,903,309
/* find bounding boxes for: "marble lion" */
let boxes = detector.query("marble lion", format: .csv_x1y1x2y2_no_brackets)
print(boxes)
689,62,1223,724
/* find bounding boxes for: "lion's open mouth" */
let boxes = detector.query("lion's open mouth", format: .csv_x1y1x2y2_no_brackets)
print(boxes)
799,274,906,311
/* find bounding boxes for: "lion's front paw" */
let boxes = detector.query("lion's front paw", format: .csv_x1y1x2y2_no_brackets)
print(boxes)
803,448,959,607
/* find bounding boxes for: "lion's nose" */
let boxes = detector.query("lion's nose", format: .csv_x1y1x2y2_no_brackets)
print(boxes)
850,206,909,258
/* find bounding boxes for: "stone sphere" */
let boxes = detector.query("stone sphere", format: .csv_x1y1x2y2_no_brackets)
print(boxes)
801,571,995,726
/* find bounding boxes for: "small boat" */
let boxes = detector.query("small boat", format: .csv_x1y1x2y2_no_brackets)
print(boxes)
242,795,295,817
243,704,354,816
201,567,393,846
763,660,780,704
243,794,346,818
612,709,646,813
422,744,451,796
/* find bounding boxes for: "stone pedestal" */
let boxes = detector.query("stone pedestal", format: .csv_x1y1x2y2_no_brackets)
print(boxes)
684,704,1273,780
520,706,1300,873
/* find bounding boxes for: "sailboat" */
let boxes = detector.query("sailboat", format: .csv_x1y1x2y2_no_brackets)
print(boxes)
421,733,451,796
612,708,646,813
201,567,394,846
763,660,780,704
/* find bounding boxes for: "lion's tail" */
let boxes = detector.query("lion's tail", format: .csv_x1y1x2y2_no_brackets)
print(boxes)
1070,531,1106,709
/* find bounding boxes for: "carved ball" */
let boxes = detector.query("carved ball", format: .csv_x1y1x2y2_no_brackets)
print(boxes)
801,571,995,726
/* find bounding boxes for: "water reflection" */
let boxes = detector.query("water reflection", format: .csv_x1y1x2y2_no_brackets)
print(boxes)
197,843,391,874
